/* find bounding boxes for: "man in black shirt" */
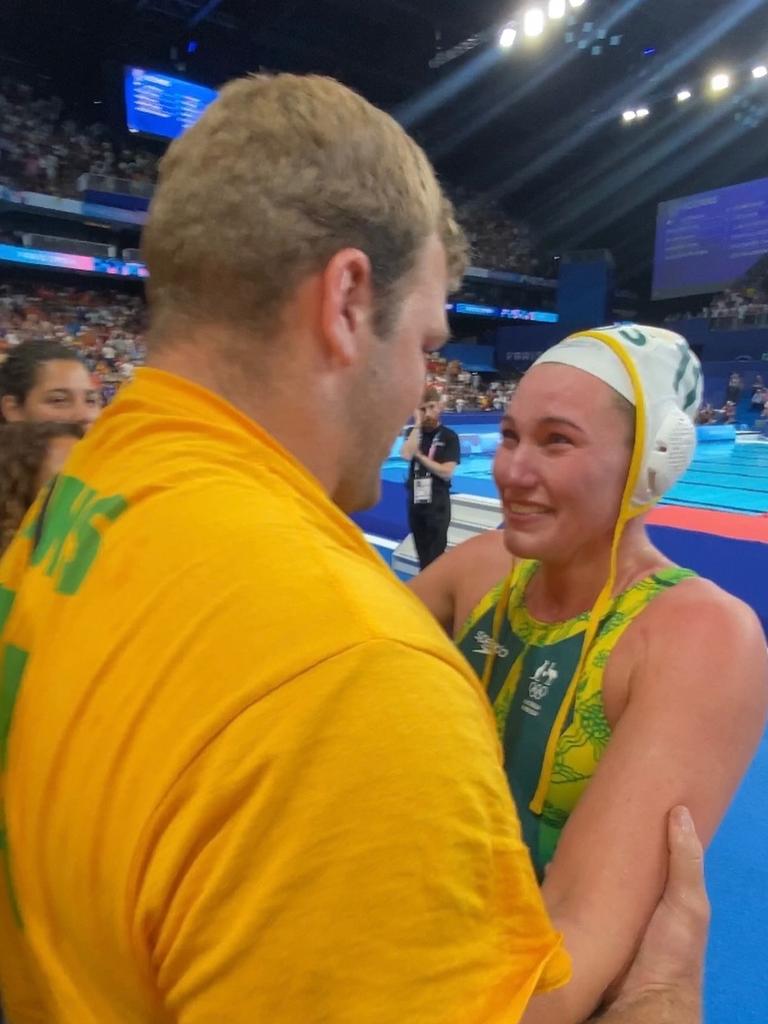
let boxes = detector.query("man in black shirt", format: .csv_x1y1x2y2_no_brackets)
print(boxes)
401,387,460,569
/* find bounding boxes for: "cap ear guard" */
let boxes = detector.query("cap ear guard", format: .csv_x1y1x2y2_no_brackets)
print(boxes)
637,405,697,504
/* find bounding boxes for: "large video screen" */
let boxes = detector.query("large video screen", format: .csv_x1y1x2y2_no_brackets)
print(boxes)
124,67,217,140
652,176,768,300
0,243,148,278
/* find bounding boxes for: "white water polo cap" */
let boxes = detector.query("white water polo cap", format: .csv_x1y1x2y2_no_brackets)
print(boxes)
532,324,703,508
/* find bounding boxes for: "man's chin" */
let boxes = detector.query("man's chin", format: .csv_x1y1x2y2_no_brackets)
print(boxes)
335,478,382,516
352,482,382,514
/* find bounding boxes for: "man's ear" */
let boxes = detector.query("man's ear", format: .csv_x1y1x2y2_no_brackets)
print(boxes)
319,248,375,367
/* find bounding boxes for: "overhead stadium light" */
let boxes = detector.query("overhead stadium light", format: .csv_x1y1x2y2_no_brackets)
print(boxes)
499,23,517,48
676,89,692,102
752,65,768,79
635,106,650,119
622,109,637,122
523,8,545,37
710,72,731,93
548,0,567,18
569,0,587,7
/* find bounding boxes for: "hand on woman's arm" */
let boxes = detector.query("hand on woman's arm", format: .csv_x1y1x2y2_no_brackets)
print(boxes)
588,808,708,1024
523,807,708,1024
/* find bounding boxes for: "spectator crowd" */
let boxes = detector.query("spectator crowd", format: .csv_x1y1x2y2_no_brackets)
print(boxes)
0,76,158,198
704,288,768,329
0,72,542,278
664,293,768,329
0,280,146,404
424,352,519,413
451,187,541,276
704,255,768,328
0,283,519,415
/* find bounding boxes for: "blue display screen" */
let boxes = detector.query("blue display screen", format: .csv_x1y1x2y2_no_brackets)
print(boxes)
0,243,148,278
124,67,217,140
446,302,558,323
652,176,768,300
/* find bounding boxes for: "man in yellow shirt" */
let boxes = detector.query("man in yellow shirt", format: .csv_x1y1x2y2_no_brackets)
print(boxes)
0,74,706,1023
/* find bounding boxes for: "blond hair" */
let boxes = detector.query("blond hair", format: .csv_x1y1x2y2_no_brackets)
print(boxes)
142,74,467,342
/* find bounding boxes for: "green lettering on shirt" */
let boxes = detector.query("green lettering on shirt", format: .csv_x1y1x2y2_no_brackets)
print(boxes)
0,645,28,771
0,477,128,933
0,586,15,634
0,644,29,928
0,811,22,927
30,476,128,596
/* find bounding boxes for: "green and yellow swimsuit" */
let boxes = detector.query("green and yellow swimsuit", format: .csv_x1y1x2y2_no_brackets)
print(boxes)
457,559,695,879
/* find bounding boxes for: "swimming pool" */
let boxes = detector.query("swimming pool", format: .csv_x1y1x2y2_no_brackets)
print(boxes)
382,435,768,516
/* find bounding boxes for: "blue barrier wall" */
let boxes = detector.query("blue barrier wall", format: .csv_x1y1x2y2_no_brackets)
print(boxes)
440,342,496,370
352,479,410,540
646,526,768,637
558,259,613,331
670,318,768,360
439,413,502,430
495,323,564,369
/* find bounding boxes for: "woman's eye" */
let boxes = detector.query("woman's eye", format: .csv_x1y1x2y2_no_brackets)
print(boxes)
546,434,572,446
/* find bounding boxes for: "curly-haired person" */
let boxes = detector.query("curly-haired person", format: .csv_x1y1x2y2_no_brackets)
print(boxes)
0,421,83,555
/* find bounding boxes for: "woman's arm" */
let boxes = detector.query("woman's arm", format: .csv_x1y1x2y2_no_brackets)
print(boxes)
589,806,709,1024
522,582,767,1023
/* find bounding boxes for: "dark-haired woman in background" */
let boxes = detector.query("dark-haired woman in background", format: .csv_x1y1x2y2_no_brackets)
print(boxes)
0,339,100,429
0,422,84,555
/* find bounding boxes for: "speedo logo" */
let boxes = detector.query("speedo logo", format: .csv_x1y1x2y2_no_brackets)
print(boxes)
472,630,509,659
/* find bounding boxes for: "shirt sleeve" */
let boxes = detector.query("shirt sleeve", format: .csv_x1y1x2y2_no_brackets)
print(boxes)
439,429,461,465
139,640,570,1024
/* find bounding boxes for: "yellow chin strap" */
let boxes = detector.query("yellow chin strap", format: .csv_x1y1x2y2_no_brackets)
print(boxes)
488,329,654,816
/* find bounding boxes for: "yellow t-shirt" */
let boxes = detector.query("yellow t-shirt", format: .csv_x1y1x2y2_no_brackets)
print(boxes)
0,368,570,1023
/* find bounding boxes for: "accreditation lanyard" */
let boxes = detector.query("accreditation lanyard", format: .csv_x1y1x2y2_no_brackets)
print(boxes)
413,429,442,504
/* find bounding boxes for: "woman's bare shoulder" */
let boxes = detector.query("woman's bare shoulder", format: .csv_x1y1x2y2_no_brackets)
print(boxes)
408,530,514,636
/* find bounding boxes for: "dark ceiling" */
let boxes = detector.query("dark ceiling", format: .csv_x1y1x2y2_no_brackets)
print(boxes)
3,0,768,297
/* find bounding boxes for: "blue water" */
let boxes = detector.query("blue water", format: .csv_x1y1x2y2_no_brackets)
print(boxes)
384,436,768,515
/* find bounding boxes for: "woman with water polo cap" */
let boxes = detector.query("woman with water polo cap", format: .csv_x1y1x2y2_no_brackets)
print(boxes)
411,323,768,1016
